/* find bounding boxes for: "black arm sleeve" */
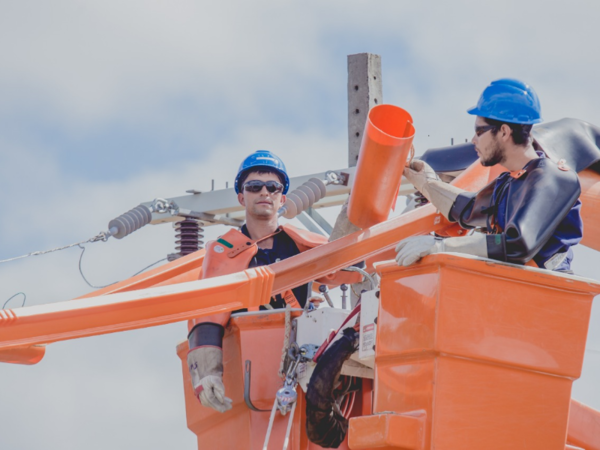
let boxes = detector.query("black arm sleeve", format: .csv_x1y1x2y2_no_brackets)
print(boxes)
188,322,225,349
448,181,495,229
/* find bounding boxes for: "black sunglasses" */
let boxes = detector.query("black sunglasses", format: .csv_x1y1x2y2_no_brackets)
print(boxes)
243,180,284,194
474,125,497,137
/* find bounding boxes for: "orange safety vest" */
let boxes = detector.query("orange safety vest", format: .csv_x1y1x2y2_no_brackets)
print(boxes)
188,224,360,331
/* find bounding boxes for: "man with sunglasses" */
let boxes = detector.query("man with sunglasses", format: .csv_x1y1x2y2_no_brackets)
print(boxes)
396,78,583,271
185,150,357,414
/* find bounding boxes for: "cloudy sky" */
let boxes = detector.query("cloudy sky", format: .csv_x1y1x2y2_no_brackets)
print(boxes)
1,1,600,449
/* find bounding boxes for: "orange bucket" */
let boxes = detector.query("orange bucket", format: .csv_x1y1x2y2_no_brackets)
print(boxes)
348,104,415,229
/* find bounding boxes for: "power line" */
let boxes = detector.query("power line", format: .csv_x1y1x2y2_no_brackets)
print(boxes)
0,231,111,264
1,232,168,307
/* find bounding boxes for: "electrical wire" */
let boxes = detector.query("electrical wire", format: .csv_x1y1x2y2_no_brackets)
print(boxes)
77,244,167,289
0,231,111,265
2,292,26,309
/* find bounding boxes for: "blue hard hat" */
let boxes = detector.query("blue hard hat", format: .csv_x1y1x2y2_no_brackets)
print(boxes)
467,78,542,125
234,150,290,194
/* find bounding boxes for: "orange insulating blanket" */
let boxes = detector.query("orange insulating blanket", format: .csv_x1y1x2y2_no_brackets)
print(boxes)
348,104,415,229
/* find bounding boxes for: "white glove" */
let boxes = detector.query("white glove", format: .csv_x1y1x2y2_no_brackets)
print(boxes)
404,159,465,219
403,160,439,195
197,375,233,413
395,235,444,267
396,233,489,267
187,347,232,413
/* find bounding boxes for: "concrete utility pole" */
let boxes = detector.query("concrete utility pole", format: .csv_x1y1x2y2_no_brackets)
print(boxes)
346,53,383,307
347,53,383,167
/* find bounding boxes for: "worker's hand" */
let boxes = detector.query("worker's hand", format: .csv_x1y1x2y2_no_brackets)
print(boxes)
197,375,233,413
395,235,444,267
403,159,439,195
187,346,232,413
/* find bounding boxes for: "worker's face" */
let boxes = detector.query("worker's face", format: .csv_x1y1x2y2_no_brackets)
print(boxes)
472,117,505,167
238,172,286,219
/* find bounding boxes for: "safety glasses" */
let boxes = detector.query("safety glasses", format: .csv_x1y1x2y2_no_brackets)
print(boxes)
474,125,497,137
243,180,284,194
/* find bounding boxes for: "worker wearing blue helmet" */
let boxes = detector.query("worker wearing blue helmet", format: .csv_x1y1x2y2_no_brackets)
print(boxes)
185,150,358,414
396,78,583,271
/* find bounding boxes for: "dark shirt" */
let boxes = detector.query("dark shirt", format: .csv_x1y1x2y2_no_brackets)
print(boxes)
241,224,309,309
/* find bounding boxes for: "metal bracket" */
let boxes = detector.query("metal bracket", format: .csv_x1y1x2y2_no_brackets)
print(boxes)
338,172,350,186
299,344,319,360
305,207,333,235
297,211,328,237
244,360,271,412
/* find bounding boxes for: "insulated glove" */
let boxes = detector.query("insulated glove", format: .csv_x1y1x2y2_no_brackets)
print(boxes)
403,160,439,195
395,235,444,267
403,159,465,219
396,233,489,266
187,346,232,413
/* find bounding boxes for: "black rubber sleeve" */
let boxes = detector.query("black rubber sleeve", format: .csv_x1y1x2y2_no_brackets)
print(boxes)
486,233,507,262
188,323,225,349
448,192,477,225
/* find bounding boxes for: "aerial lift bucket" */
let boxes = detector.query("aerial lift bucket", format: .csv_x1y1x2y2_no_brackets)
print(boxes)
348,105,415,229
349,254,600,450
176,311,368,450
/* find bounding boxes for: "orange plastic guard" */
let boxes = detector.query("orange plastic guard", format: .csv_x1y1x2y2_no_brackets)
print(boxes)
348,104,415,229
0,266,274,350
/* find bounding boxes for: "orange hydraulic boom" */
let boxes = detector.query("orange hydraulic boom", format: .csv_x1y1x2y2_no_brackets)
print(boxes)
1,165,599,356
0,159,500,354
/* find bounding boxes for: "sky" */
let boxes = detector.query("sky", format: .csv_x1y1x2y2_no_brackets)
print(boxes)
1,1,600,449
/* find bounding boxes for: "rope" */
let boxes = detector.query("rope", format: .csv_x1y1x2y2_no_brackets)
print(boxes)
282,399,297,450
262,398,279,450
262,384,297,450
279,303,292,379
0,231,111,265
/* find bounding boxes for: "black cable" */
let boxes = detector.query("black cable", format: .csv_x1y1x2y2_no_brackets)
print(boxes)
78,244,114,289
2,292,26,309
130,257,168,277
77,244,167,289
